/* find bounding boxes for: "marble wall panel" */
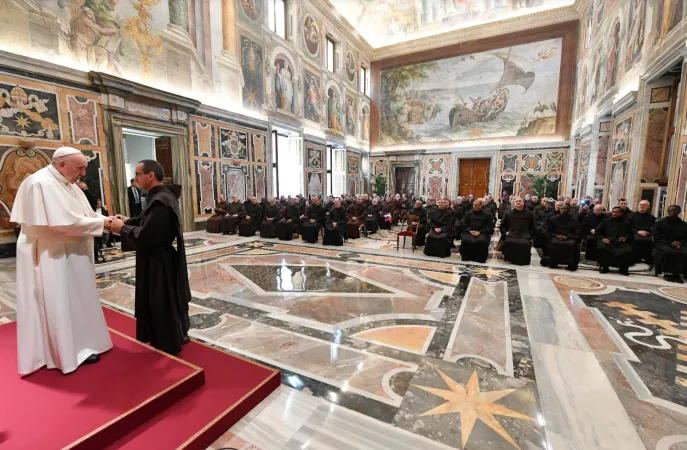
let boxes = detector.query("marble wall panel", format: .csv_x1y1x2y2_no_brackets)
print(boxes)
307,145,323,169
67,95,98,145
253,164,267,200
307,171,323,198
595,134,609,186
0,147,51,232
221,163,250,202
609,159,628,204
251,133,267,163
612,115,632,157
196,160,217,214
220,128,249,160
420,154,451,199
193,122,215,157
0,83,61,140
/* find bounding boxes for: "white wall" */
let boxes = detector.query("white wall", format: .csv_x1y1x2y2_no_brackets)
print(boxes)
123,134,156,184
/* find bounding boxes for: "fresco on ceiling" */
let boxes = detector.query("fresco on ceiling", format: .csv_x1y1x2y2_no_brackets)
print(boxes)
379,38,562,146
329,0,574,48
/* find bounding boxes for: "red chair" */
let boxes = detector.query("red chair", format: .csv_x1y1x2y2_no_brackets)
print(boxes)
397,215,419,252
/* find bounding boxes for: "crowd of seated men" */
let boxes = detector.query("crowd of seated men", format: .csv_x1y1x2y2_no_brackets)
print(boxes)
205,191,687,282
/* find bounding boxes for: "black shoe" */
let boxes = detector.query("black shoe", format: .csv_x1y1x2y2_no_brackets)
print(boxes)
647,264,654,272
82,354,100,365
566,265,577,271
619,267,630,276
599,266,609,274
183,335,191,344
666,274,685,283
549,264,558,270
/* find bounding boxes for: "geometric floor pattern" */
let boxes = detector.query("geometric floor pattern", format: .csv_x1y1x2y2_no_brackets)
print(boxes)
1,231,687,449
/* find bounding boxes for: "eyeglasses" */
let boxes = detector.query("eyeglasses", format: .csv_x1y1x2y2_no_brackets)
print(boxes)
134,171,150,177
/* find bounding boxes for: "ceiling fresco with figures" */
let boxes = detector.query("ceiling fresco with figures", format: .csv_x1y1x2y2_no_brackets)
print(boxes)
329,0,575,48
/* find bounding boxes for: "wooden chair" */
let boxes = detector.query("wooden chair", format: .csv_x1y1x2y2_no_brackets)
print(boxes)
397,215,419,252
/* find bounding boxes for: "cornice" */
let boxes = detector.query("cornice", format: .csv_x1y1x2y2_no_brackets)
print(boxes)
0,50,91,86
89,72,201,112
308,0,374,59
370,6,579,60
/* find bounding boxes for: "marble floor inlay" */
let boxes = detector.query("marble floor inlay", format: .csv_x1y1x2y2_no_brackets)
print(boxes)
5,232,687,449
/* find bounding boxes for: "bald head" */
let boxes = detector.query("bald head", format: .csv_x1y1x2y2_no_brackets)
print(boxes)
53,153,88,184
594,204,604,215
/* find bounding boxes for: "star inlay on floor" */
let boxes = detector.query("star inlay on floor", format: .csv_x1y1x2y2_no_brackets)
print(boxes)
415,369,534,449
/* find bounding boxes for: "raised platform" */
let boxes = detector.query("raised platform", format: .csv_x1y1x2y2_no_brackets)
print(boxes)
0,322,205,449
102,307,280,450
0,309,281,450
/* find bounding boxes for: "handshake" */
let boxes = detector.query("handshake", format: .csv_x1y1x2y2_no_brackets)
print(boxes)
104,214,128,235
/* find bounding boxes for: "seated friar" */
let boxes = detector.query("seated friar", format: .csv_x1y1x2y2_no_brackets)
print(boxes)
546,204,581,271
459,199,494,263
653,204,687,283
499,197,535,266
595,206,635,276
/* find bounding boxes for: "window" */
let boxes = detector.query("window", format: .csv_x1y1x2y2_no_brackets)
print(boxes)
327,145,345,196
272,130,303,197
268,0,286,40
326,37,336,72
359,65,369,96
326,145,333,196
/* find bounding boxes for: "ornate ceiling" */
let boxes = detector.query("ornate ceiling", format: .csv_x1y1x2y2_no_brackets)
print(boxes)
327,0,577,55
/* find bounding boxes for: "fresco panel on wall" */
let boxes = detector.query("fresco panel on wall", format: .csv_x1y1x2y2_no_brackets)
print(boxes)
379,38,562,146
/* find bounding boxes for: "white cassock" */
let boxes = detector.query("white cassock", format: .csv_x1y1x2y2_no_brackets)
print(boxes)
10,164,113,375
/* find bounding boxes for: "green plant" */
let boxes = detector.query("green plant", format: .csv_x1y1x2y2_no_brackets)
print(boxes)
373,173,387,197
531,172,553,198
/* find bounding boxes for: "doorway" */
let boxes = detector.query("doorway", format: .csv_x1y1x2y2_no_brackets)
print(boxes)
395,167,415,197
110,114,192,231
459,158,490,196
122,130,174,184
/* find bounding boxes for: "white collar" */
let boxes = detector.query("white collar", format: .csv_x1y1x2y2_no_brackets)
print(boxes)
47,164,70,186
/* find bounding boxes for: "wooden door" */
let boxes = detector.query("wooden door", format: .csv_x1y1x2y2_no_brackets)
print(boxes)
395,167,415,197
155,136,174,184
458,159,490,196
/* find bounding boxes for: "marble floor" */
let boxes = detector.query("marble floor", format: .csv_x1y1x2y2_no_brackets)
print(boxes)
1,230,687,449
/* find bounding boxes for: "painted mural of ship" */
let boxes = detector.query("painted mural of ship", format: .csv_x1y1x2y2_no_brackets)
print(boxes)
449,48,535,129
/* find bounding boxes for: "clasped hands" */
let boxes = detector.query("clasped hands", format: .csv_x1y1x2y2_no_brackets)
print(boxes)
104,214,128,235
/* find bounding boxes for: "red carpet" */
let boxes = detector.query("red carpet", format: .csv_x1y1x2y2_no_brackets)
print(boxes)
0,323,205,450
102,307,280,450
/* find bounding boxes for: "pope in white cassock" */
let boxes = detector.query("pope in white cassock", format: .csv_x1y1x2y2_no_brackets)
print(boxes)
10,146,113,376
